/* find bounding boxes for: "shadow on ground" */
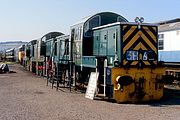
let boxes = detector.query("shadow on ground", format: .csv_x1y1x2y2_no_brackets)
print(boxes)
94,97,180,106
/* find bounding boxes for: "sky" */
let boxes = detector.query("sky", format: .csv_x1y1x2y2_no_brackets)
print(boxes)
0,0,179,42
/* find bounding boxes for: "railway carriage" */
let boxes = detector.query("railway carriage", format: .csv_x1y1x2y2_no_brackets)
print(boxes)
44,32,64,77
51,35,72,87
24,43,31,70
35,38,46,76
18,45,25,65
29,40,37,73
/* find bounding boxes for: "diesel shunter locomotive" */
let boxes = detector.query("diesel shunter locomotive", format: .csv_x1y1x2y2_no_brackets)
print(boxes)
93,22,165,103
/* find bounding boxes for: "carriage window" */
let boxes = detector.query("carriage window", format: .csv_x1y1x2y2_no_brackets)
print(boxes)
46,41,51,56
32,46,35,57
71,29,75,41
64,40,69,55
126,51,138,61
54,42,57,56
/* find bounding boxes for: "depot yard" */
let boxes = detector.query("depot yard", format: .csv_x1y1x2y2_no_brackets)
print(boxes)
0,64,179,120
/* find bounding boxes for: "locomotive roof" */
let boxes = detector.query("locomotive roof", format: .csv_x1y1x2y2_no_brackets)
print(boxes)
71,12,128,27
92,22,158,30
41,32,64,41
56,34,70,39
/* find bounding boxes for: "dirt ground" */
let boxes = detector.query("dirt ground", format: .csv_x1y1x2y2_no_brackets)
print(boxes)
0,64,180,120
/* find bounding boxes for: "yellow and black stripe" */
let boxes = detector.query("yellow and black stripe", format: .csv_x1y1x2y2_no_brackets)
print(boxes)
121,24,158,66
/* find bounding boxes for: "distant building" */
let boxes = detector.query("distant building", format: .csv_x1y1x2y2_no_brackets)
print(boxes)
158,18,180,62
0,41,27,53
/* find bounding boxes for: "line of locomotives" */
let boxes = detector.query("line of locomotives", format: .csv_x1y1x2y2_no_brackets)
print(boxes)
13,12,171,103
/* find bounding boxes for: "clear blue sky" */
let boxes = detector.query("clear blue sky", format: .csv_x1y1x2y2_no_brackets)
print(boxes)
0,0,179,42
